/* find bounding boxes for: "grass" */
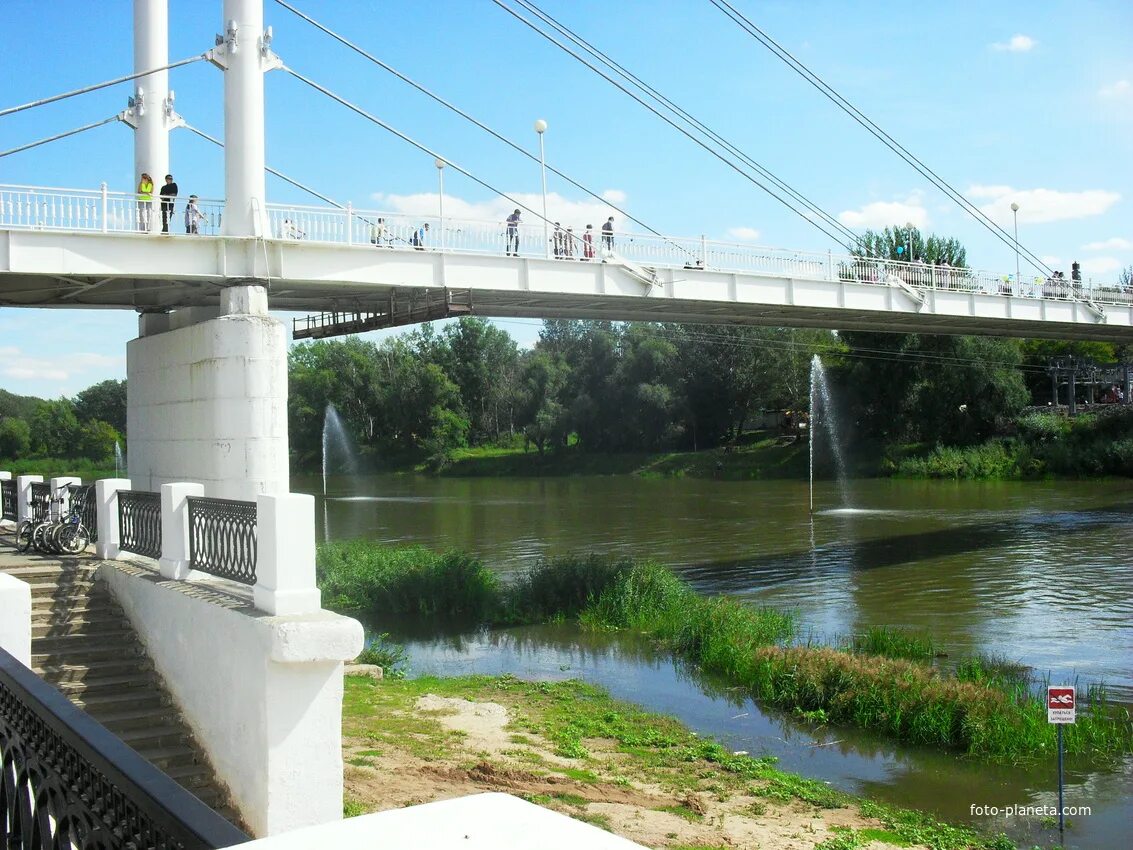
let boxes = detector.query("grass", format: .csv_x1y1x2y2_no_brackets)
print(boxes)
343,674,1019,850
0,456,118,480
324,543,1133,762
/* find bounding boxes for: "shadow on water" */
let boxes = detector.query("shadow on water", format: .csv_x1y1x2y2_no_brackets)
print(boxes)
678,503,1133,593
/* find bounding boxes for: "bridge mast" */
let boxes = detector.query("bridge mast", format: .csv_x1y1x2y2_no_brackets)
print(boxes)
129,1,177,233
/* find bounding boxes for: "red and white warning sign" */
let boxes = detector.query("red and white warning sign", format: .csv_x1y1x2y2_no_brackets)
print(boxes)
1047,686,1076,724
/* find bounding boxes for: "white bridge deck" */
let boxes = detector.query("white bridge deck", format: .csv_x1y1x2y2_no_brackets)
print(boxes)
1,184,1130,342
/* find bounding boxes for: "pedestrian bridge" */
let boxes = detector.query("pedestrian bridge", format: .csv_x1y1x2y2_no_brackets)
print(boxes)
1,183,1131,342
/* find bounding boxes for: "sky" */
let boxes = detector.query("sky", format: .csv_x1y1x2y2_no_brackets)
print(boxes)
0,0,1130,398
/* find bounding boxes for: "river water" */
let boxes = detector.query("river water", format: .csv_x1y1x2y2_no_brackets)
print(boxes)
295,473,1133,849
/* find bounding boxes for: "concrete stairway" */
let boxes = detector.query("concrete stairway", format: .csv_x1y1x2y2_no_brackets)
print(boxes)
2,554,241,826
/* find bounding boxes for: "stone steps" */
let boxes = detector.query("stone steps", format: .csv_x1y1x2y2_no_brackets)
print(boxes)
1,555,241,830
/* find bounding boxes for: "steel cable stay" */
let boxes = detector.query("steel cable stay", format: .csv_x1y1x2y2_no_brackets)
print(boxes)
0,115,122,159
271,0,682,251
0,55,208,119
488,0,857,250
507,0,862,250
708,0,1054,278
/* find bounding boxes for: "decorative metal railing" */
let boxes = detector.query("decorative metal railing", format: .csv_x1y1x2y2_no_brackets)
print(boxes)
0,183,1128,308
118,490,162,559
67,483,99,544
1,479,16,521
186,497,258,585
27,482,51,521
0,646,249,850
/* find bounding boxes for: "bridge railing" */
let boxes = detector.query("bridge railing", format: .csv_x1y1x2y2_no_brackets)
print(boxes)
1,184,1127,307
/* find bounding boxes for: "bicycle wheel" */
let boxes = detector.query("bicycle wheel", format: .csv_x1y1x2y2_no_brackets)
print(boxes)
47,522,66,554
60,523,89,554
31,522,49,552
16,520,34,552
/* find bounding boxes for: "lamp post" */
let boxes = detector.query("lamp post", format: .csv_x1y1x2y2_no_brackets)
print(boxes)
435,157,446,252
535,119,549,258
1010,202,1020,291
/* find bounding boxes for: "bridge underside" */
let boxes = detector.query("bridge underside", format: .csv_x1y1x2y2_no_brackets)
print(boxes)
2,230,1131,342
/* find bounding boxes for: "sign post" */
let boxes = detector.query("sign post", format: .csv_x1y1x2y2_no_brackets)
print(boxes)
1047,685,1075,839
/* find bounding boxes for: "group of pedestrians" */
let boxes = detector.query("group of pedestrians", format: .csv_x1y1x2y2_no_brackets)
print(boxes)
506,210,616,260
136,172,205,234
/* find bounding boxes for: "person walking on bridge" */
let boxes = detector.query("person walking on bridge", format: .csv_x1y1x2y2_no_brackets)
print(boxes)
136,172,153,232
411,222,429,250
582,224,595,260
159,174,178,233
505,209,521,256
184,195,204,234
601,216,615,253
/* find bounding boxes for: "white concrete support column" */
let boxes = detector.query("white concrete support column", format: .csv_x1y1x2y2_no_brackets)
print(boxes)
0,572,32,667
16,475,43,523
49,476,81,520
158,482,203,580
253,493,320,615
219,0,274,237
133,0,170,234
94,478,132,560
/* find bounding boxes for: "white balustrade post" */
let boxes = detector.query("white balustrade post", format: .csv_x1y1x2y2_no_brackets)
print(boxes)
15,475,43,523
94,478,132,560
701,235,707,267
827,249,834,281
158,482,203,580
0,572,31,667
50,477,81,520
100,182,109,233
253,492,321,615
345,202,353,245
0,473,10,529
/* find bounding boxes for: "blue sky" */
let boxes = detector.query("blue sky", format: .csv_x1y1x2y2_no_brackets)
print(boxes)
1,0,1130,397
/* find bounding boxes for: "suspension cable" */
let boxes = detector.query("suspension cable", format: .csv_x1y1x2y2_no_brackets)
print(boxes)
0,115,122,159
271,0,672,242
0,55,208,120
182,123,345,208
489,1,855,249
708,0,1053,276
510,0,861,249
281,65,583,233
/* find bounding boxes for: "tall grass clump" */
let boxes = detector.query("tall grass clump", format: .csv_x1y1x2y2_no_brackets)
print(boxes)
316,540,499,619
851,626,937,661
505,554,635,622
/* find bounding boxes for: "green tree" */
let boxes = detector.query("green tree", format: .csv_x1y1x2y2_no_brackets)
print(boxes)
437,318,520,444
0,418,31,459
74,379,127,435
518,351,571,455
77,420,122,461
29,399,80,457
857,226,967,266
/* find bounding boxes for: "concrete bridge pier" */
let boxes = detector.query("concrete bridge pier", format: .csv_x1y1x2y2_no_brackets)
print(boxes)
126,285,289,500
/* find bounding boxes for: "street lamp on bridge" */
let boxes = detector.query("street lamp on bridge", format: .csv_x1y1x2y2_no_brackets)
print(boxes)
435,157,446,253
535,118,549,258
1010,202,1021,290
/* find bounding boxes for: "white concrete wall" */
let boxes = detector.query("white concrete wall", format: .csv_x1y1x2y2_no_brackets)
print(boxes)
224,793,650,850
0,572,32,666
100,563,363,837
127,305,289,501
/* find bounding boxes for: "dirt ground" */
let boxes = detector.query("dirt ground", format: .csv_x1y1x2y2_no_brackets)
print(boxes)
342,686,909,850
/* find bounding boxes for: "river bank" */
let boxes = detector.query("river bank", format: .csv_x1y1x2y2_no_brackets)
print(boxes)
343,672,1016,850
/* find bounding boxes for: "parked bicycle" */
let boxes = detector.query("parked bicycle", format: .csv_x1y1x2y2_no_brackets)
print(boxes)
16,486,92,555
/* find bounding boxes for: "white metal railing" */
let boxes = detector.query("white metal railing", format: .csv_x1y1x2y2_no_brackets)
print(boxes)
1,183,1129,308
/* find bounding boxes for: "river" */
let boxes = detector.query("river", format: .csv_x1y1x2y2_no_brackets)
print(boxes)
295,473,1133,849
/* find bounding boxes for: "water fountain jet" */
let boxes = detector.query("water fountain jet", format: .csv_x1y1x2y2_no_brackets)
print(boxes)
809,355,849,511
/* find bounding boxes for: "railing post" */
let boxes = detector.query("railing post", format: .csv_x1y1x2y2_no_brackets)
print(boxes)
100,181,109,232
253,492,321,615
345,203,353,246
0,572,32,666
16,475,43,523
158,482,203,580
827,249,834,281
700,235,708,268
49,477,81,520
94,478,132,560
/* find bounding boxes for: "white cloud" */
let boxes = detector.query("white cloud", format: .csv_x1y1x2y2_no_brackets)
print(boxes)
991,34,1036,52
837,195,928,229
1098,80,1131,98
1041,255,1062,267
0,350,123,386
601,189,627,203
368,190,622,229
1082,237,1132,251
727,226,761,241
1081,256,1122,275
968,184,1121,223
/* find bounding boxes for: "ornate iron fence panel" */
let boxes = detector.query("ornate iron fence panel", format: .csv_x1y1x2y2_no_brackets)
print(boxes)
1,646,249,850
187,497,258,585
66,483,99,544
118,490,161,559
28,482,51,521
0,479,15,520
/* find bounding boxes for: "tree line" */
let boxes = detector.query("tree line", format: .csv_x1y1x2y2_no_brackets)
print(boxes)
0,380,125,463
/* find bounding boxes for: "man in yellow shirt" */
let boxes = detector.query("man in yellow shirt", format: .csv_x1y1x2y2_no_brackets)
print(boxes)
137,172,154,232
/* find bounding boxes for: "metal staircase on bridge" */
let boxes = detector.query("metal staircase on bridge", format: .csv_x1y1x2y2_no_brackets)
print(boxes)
0,543,243,829
293,287,472,340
